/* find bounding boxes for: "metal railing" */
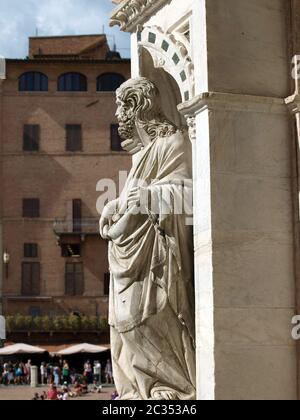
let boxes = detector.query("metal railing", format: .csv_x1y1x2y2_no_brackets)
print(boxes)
53,218,100,235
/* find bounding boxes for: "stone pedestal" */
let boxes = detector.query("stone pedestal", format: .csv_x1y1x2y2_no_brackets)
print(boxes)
31,366,38,388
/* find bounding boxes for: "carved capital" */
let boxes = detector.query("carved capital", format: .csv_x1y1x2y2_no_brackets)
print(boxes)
285,93,300,115
186,117,196,143
110,0,171,32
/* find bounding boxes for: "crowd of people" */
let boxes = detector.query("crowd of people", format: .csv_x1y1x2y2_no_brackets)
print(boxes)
32,385,119,401
0,359,114,387
0,360,32,385
32,382,112,401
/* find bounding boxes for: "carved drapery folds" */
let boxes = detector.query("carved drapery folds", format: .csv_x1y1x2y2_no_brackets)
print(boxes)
110,0,171,32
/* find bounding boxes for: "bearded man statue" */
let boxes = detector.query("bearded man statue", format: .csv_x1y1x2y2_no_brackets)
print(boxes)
100,77,196,400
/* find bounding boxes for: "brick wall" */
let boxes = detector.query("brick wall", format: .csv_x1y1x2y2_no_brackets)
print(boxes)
29,35,110,59
0,58,131,319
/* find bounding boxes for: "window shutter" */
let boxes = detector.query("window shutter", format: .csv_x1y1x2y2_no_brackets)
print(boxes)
66,125,82,151
65,275,75,296
65,263,75,296
75,263,84,296
104,273,110,296
31,263,40,296
110,124,123,151
58,73,87,92
73,199,82,232
19,72,48,92
23,199,40,218
97,73,125,92
65,263,84,296
23,125,40,151
22,263,32,296
22,262,40,296
24,243,38,258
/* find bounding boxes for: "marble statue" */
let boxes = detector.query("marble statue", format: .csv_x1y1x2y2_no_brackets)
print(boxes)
100,77,196,400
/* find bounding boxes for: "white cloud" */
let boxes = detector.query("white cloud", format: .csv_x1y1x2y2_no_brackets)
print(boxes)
0,0,130,58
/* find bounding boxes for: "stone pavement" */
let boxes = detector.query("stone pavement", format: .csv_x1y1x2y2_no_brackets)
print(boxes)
0,385,115,401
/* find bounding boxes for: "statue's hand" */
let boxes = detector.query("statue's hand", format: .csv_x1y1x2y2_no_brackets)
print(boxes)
100,199,118,240
127,187,141,208
127,187,149,210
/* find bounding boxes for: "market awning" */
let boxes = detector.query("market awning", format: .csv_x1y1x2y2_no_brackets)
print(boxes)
52,343,109,356
0,343,47,355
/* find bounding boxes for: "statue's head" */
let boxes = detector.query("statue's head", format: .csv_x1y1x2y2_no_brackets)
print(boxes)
116,77,176,143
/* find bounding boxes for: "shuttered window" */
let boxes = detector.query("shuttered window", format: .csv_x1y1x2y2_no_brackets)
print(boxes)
65,263,84,296
23,199,40,218
97,73,125,92
23,125,40,151
21,263,40,296
110,124,123,151
24,243,38,258
104,272,110,296
19,72,48,92
73,199,82,233
66,125,82,152
58,73,87,92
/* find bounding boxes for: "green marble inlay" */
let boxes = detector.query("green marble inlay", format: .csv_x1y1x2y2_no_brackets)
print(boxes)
161,40,169,52
180,70,187,82
148,32,156,44
172,53,180,65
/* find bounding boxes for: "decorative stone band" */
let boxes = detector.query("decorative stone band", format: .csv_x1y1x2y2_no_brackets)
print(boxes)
178,92,288,143
285,93,300,115
110,0,171,32
137,26,194,103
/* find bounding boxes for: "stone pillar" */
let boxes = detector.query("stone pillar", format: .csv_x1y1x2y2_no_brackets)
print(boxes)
31,366,38,388
179,91,298,400
285,92,300,399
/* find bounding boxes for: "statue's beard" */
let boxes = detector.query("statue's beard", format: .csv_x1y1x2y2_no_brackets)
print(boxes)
118,116,135,141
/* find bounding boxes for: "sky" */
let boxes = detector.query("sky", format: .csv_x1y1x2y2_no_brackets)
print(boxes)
0,0,131,59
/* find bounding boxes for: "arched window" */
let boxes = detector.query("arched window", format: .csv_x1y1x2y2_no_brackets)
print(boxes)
19,72,48,91
58,73,87,92
97,73,125,92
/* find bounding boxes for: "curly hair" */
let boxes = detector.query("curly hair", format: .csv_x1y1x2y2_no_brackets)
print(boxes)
116,77,176,141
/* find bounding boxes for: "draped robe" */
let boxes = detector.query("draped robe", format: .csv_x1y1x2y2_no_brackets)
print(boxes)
106,130,196,400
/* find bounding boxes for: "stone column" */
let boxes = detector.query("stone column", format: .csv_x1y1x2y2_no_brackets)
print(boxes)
179,89,298,400
31,366,38,388
285,92,300,399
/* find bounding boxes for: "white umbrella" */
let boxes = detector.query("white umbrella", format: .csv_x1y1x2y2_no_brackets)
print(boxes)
0,343,46,355
54,343,109,356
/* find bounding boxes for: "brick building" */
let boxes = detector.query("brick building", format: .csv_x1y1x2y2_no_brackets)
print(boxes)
0,35,131,330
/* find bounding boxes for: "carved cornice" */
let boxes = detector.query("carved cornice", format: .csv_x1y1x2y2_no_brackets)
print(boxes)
178,92,287,116
110,0,171,32
285,93,300,115
186,117,196,143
